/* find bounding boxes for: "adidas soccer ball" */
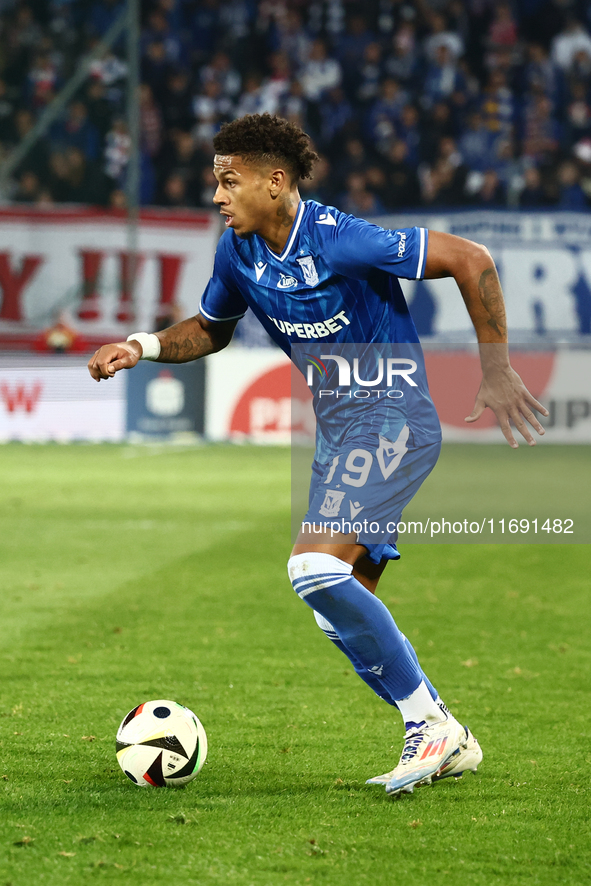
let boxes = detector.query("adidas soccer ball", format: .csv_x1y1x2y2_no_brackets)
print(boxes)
116,699,207,787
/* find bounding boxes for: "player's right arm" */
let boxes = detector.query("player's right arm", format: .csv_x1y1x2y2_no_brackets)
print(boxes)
87,313,237,381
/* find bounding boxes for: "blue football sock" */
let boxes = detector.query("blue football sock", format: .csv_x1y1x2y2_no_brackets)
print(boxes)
403,635,438,701
313,613,439,705
313,610,398,705
288,552,422,702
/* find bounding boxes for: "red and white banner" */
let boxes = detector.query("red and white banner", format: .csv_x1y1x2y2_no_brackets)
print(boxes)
1,207,590,348
0,355,125,441
0,207,219,346
205,346,591,444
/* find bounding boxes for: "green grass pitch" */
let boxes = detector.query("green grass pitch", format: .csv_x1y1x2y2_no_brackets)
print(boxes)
0,443,589,885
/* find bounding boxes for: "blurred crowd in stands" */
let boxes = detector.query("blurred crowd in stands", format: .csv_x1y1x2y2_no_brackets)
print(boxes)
2,0,591,212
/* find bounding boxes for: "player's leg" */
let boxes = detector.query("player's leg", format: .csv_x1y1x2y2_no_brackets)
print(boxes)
289,535,445,728
289,537,471,793
295,439,446,721
300,536,440,705
292,435,474,792
354,554,440,700
349,551,480,788
352,552,387,594
312,553,439,706
351,548,476,772
311,552,399,704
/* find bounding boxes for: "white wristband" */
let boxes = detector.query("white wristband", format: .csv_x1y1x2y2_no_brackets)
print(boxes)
127,332,161,361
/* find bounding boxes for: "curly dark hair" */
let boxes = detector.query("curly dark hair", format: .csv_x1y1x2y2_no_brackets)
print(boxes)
213,113,319,182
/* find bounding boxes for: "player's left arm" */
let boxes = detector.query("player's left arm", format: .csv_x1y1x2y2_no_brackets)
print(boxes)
424,230,549,448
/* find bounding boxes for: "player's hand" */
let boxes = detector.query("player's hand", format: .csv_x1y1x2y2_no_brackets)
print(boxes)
465,365,549,448
87,340,143,382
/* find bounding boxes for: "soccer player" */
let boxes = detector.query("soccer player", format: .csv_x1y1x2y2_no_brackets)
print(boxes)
88,114,547,796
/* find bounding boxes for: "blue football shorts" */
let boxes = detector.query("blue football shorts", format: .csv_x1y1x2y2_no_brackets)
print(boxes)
303,425,441,564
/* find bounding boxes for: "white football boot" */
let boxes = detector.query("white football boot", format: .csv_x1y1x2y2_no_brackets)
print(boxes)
428,725,482,782
366,716,467,795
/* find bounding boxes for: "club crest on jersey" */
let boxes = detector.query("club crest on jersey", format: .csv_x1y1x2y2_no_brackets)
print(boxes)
319,489,346,518
296,255,319,287
277,272,298,289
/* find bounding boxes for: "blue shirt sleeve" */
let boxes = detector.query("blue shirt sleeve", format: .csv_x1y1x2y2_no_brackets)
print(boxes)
199,232,248,323
320,213,428,281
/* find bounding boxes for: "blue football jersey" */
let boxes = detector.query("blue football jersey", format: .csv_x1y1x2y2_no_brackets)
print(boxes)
200,200,441,456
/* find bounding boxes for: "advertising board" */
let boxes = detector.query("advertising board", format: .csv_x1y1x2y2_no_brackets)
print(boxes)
204,346,591,444
0,355,125,441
